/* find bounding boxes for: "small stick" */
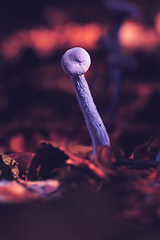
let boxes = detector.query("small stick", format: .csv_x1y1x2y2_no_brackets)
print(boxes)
116,158,160,169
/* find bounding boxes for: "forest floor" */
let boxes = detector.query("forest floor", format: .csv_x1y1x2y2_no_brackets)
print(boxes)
0,0,160,239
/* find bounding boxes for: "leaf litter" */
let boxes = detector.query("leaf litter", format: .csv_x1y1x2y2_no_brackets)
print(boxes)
0,136,160,226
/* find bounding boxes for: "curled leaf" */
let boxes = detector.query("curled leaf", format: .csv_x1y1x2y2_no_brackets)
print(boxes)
28,142,68,180
130,136,155,161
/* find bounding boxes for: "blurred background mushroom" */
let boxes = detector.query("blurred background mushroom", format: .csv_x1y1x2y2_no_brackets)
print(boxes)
98,0,140,120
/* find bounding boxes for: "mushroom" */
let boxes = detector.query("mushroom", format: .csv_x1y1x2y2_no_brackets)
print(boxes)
98,0,140,119
61,47,110,155
156,150,160,161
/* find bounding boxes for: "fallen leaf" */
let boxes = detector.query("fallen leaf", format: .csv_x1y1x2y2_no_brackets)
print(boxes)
28,142,68,180
8,152,36,179
130,136,154,161
0,153,19,180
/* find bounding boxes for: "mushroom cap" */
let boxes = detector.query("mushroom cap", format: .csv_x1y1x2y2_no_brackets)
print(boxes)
61,47,91,76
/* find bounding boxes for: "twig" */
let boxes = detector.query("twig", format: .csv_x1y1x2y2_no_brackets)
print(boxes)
116,158,160,169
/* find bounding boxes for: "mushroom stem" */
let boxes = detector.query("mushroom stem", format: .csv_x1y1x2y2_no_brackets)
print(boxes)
71,74,110,155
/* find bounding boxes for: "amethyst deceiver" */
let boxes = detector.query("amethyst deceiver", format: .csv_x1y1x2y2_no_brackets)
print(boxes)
61,47,110,155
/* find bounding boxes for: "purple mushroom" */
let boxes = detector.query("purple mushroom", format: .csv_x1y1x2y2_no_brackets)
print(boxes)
61,47,110,155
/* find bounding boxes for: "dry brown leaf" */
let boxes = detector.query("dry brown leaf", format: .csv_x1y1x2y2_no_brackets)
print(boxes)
0,153,19,180
8,152,36,179
28,142,68,180
130,137,155,161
